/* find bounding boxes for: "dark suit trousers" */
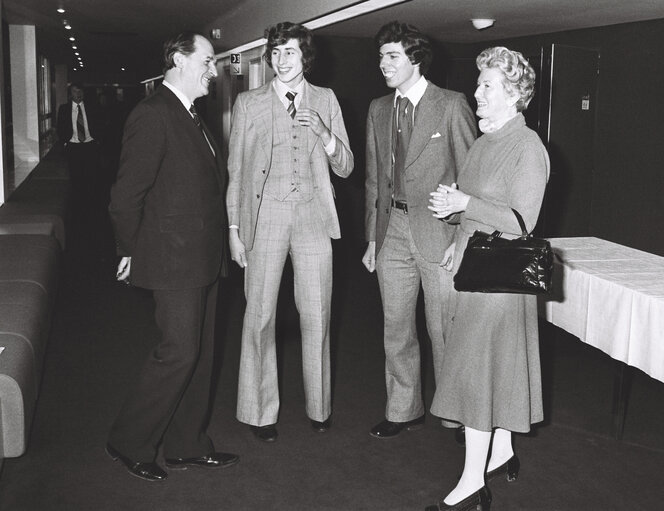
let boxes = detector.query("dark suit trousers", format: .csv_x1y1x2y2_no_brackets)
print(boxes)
108,281,219,462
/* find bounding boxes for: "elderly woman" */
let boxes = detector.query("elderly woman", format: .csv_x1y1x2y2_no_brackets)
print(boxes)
425,47,549,511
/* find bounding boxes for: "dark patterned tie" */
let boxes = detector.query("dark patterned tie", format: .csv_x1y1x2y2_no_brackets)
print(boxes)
189,104,202,129
76,104,85,142
393,96,412,201
286,91,297,119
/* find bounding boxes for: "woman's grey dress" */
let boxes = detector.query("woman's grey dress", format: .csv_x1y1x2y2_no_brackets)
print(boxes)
431,114,550,433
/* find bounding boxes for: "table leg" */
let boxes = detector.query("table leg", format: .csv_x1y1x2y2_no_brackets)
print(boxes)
611,361,633,440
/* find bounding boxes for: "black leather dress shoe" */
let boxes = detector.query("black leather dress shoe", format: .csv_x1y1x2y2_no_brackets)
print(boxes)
486,454,520,482
165,452,240,470
106,443,167,482
310,417,331,433
425,486,492,511
455,426,466,446
370,415,425,438
250,424,278,442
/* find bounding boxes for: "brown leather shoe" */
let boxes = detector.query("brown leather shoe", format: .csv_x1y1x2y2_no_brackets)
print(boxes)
165,452,239,470
370,415,425,438
106,443,167,481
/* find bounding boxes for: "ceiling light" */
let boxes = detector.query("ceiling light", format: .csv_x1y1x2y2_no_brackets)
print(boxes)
69,36,75,41
471,18,495,30
57,8,65,14
74,52,79,56
72,45,77,49
65,24,72,30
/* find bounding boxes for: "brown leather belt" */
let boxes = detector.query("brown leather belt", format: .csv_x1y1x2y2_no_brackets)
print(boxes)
391,199,408,213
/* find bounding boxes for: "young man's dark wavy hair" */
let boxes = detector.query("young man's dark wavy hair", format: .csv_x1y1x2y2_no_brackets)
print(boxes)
374,21,432,75
264,22,316,74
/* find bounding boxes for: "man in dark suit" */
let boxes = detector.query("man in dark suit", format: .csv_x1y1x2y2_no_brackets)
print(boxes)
56,82,102,220
362,22,476,438
106,32,238,481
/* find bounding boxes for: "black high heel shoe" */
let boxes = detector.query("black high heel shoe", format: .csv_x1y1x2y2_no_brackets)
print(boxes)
425,486,491,511
486,454,520,482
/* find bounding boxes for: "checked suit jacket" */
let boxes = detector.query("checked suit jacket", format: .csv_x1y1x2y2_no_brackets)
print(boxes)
226,79,354,250
365,81,476,262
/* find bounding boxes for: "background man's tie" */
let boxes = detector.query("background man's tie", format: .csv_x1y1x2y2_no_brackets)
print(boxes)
286,91,297,119
76,104,86,142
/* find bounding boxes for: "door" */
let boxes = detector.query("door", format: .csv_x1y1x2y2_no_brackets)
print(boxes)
539,44,600,237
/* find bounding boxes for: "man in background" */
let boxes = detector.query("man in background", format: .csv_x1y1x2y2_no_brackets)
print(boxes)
57,82,102,229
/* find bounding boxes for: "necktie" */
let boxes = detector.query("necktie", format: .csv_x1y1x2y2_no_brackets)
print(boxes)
286,91,297,119
76,104,85,142
392,96,412,201
189,104,202,129
189,104,215,155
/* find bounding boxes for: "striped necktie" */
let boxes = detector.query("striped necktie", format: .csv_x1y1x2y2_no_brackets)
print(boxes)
286,91,297,119
76,104,86,142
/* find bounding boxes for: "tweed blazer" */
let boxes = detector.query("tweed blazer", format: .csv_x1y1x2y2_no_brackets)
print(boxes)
109,86,229,290
365,81,476,262
227,79,354,250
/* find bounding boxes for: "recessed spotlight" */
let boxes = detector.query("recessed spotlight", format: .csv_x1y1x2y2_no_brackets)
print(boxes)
121,67,126,71
69,37,75,41
57,8,65,14
72,45,77,49
65,24,72,30
74,52,79,56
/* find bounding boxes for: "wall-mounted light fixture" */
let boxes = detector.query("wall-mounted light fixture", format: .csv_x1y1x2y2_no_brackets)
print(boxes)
471,18,495,30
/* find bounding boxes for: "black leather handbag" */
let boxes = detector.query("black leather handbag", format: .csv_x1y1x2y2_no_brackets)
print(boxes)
453,209,553,294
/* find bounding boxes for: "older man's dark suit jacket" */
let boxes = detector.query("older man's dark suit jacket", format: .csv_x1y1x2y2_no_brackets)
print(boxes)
109,86,228,290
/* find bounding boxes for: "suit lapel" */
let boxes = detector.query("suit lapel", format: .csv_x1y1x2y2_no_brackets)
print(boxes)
246,82,274,160
405,83,440,168
377,96,395,178
304,81,324,156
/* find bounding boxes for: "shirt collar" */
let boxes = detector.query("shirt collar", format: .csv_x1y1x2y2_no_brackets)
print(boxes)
163,80,192,111
393,75,428,107
272,78,305,107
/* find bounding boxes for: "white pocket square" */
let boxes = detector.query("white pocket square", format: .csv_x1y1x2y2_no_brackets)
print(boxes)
431,132,442,138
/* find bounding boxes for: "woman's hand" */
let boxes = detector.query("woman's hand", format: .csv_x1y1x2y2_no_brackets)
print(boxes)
441,242,455,272
428,183,470,219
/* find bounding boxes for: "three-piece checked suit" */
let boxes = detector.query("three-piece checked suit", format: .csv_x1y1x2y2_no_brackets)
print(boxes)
227,79,353,426
365,81,476,422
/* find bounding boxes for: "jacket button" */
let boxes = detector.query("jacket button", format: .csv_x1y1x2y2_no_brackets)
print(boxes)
256,194,260,198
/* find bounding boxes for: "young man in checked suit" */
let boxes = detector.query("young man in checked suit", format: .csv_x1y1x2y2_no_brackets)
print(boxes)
363,21,476,438
226,22,353,442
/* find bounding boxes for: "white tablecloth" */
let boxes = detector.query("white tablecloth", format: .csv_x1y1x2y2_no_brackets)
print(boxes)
539,237,664,383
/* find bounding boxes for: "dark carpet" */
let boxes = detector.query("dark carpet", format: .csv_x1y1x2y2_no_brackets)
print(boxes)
1,188,663,510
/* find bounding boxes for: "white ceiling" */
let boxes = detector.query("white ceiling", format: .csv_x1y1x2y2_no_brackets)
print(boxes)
4,0,664,80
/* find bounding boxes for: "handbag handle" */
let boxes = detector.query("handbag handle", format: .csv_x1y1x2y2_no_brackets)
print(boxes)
511,209,529,238
488,209,529,241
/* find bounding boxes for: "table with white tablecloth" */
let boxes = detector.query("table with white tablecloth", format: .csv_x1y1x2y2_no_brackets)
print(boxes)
538,237,664,438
